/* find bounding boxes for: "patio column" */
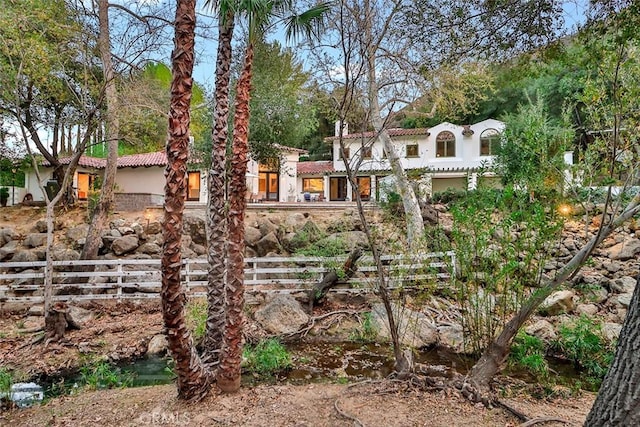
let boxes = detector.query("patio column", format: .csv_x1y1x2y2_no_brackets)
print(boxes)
323,176,329,201
468,172,478,191
346,177,353,201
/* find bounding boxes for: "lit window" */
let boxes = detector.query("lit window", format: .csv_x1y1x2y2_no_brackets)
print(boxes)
436,131,456,157
406,144,419,158
187,171,201,201
480,128,501,156
303,178,324,192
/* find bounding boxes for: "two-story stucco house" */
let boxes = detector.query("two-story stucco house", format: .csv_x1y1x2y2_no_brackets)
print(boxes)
296,119,507,201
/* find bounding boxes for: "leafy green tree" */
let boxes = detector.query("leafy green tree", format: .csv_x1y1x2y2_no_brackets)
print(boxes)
493,96,572,197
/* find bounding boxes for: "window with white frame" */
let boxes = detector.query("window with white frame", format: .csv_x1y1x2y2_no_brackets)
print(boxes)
480,128,501,156
436,131,456,157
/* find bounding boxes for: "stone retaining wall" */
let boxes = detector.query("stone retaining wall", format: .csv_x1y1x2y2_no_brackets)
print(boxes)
114,193,164,211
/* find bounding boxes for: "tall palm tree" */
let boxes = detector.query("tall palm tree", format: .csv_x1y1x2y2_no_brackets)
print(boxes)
161,0,212,401
202,1,235,370
216,0,329,393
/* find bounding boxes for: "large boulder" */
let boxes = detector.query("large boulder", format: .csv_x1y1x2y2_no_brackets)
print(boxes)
540,290,575,316
0,227,16,246
610,276,637,294
111,235,139,256
146,221,162,235
245,226,262,247
183,213,207,245
437,323,466,353
254,294,309,335
66,224,90,244
52,249,80,261
525,319,557,341
370,303,438,349
136,242,161,255
255,232,281,256
284,212,308,231
606,238,640,261
67,305,94,328
23,233,47,248
0,240,19,260
283,220,324,252
12,250,39,264
257,217,278,237
146,334,168,356
315,231,369,253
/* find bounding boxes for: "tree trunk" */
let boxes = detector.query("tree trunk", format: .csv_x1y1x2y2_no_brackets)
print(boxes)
362,9,424,248
81,0,119,262
217,42,253,393
467,194,640,393
202,11,234,369
311,247,362,305
161,0,212,402
586,275,640,426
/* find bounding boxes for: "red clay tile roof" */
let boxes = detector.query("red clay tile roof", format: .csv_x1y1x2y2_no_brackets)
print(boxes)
297,161,334,175
325,128,430,141
117,151,167,168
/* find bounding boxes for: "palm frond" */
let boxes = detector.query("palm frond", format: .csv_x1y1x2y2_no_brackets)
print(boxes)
283,2,332,42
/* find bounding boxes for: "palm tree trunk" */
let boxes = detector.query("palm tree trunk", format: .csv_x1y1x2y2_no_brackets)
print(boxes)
203,11,235,369
217,41,253,393
161,0,212,402
81,0,119,262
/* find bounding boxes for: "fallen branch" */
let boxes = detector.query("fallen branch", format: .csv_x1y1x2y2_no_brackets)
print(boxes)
285,310,360,338
309,248,363,310
334,398,364,427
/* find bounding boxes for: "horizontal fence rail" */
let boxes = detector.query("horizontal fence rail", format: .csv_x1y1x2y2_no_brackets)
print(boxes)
0,251,455,305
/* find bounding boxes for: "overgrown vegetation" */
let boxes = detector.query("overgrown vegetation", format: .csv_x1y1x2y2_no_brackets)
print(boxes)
78,361,135,390
0,367,13,394
242,339,292,377
553,316,615,388
450,186,563,355
508,332,549,380
350,312,378,342
186,298,208,341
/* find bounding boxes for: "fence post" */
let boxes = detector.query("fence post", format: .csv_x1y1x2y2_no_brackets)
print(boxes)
116,261,123,301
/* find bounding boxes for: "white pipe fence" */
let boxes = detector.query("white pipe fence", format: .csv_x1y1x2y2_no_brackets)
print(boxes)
0,251,455,305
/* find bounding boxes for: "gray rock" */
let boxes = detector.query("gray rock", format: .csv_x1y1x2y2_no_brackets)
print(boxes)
602,323,622,342
603,261,622,273
254,294,309,335
606,238,640,261
191,244,206,256
437,323,467,353
616,293,633,308
137,242,162,255
245,247,257,258
583,286,609,304
540,290,575,316
111,235,139,256
257,218,278,237
256,232,281,256
146,334,168,356
12,250,39,264
284,212,308,231
146,221,162,235
67,305,94,328
245,226,262,246
576,303,599,316
28,305,44,316
130,223,144,237
66,224,90,246
111,218,127,228
183,213,206,245
110,229,122,238
52,249,80,261
0,227,16,246
23,233,47,248
370,303,438,349
33,220,47,233
0,240,19,260
525,319,557,341
610,276,637,294
117,226,135,236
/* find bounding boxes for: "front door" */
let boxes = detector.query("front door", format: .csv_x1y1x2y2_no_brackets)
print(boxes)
77,172,95,200
330,177,347,201
187,171,201,201
259,172,279,201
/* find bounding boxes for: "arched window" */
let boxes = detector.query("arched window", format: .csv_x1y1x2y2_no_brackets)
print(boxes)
436,131,456,157
480,128,501,156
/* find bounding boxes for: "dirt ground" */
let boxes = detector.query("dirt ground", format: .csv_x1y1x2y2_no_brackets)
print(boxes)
0,302,596,427
1,380,594,427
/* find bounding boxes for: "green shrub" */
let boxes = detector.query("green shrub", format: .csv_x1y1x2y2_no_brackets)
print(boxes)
186,298,207,340
553,315,615,387
350,312,378,342
242,339,292,376
296,236,347,257
79,361,135,390
0,367,13,394
432,188,468,204
508,332,549,380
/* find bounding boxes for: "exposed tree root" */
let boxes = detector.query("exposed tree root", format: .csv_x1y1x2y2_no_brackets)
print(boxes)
519,417,573,427
284,310,360,339
334,398,364,427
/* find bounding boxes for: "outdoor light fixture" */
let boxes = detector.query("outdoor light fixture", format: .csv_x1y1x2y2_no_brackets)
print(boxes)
558,204,572,216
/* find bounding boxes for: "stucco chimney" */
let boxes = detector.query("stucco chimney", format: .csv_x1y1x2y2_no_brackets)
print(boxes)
334,121,348,137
